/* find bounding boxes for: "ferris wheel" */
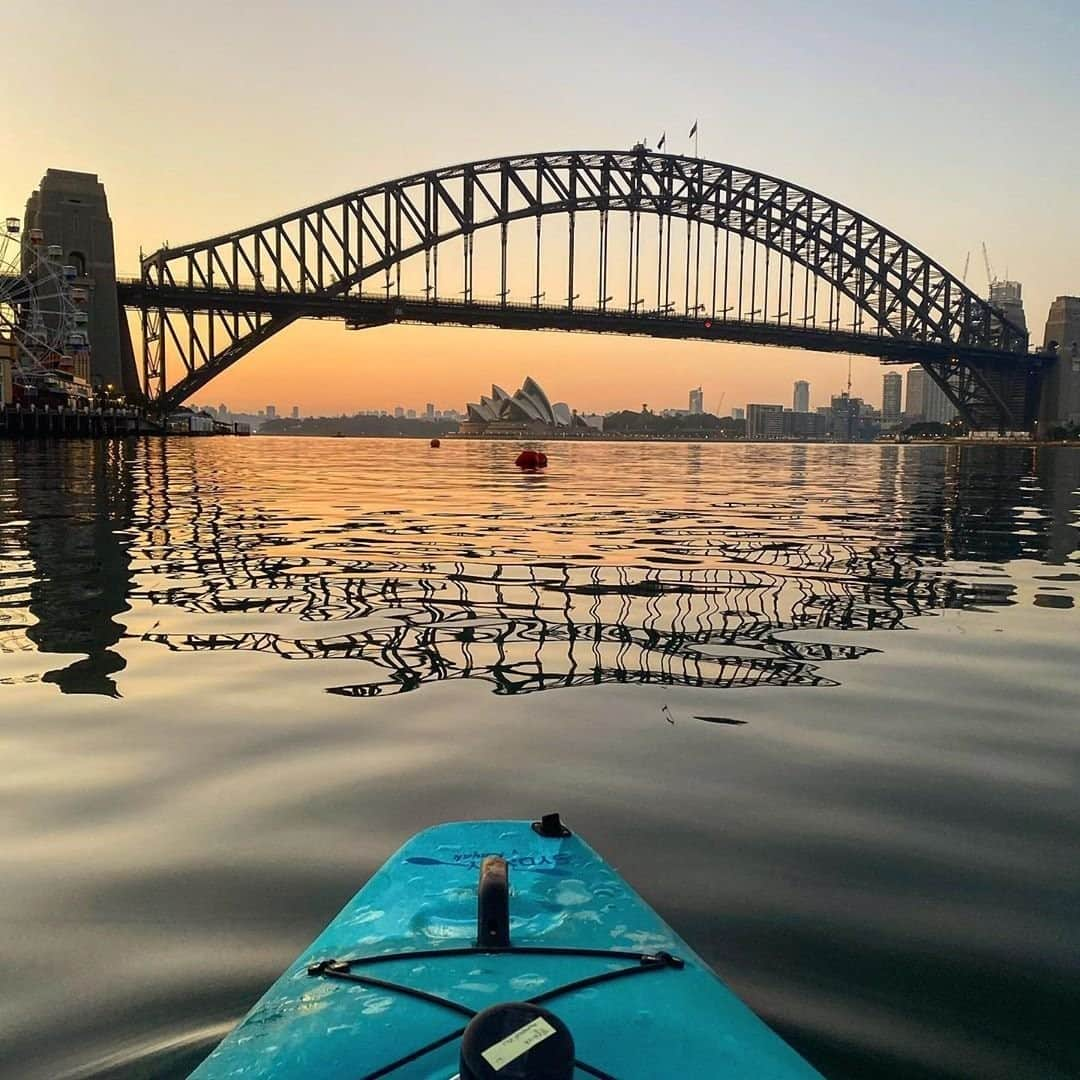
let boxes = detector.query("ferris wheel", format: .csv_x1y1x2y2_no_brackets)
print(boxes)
0,216,82,390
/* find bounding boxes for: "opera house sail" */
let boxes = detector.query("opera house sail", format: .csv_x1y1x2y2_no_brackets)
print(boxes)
461,377,588,436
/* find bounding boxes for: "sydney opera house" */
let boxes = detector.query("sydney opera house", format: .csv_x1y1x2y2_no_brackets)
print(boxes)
460,377,587,436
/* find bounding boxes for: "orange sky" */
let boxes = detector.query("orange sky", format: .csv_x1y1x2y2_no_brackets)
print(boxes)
186,318,888,417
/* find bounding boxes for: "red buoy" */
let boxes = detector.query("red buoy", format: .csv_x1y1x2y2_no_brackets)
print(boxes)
430,438,440,448
515,449,547,470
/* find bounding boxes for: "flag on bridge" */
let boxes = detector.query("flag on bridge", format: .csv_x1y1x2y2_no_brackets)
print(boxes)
657,132,666,150
688,120,697,138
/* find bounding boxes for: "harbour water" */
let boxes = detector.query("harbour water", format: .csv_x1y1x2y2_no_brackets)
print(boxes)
1,437,1078,1079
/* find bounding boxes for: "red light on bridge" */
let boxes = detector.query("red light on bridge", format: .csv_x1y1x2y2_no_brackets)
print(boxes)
703,319,713,329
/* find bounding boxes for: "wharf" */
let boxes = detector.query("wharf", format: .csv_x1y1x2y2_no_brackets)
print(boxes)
1,405,149,438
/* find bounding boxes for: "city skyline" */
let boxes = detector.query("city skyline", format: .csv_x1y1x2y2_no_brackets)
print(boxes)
4,2,1076,415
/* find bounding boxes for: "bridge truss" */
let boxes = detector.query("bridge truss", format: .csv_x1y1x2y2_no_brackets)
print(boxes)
118,149,1042,428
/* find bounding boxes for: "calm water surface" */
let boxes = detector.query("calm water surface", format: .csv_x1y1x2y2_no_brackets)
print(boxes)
1,437,1078,1079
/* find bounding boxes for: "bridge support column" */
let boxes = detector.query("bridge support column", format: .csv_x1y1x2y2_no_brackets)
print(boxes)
1038,296,1080,434
24,170,141,399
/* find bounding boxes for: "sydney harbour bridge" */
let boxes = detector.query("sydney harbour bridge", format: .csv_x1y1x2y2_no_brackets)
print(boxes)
114,147,1046,430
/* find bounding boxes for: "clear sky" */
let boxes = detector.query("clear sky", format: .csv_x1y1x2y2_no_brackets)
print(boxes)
5,0,1077,415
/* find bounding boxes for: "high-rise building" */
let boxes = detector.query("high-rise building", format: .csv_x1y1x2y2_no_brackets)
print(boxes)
394,406,404,419
904,367,927,422
218,403,228,417
291,405,300,419
793,380,810,413
989,280,1028,337
881,373,903,425
746,403,784,439
688,387,703,414
731,407,745,421
425,402,435,420
265,405,277,419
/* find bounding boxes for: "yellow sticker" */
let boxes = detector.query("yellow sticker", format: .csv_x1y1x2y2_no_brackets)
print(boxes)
480,1016,558,1071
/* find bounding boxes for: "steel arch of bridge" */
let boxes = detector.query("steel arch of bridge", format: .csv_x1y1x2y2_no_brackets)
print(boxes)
123,149,1037,426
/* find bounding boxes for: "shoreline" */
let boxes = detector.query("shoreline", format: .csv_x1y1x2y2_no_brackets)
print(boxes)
257,431,1077,448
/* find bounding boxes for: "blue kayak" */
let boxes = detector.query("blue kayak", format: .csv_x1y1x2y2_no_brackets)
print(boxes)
191,816,822,1078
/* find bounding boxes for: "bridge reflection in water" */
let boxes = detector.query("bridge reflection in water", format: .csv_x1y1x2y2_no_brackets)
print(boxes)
3,440,1077,700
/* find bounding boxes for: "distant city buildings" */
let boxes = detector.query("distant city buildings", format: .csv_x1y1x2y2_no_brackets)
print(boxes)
746,403,785,439
291,405,300,419
393,406,404,419
425,403,435,420
265,405,276,419
688,387,703,414
793,380,810,413
731,407,745,421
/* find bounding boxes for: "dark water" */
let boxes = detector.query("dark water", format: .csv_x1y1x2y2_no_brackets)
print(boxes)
1,437,1078,1080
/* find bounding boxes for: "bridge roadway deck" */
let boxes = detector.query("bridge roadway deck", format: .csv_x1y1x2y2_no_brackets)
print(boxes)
116,280,1048,369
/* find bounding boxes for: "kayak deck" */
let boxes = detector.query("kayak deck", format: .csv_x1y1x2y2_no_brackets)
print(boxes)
191,818,821,1078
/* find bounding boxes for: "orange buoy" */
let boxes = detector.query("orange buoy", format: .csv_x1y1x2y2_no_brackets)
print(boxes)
430,438,441,448
515,449,547,470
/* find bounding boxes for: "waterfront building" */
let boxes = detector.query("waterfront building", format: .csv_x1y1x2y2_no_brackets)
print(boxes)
731,407,745,421
291,406,300,419
394,406,404,419
425,403,435,420
830,393,861,441
746,403,784,439
793,380,810,413
781,409,829,438
266,405,276,419
882,373,903,426
688,387,703,414
904,366,955,425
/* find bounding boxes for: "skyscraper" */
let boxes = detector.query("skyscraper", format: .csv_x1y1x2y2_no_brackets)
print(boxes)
904,367,955,424
291,405,300,419
923,378,956,424
425,403,435,421
881,373,902,425
793,380,810,413
989,280,1028,336
688,387,703,414
265,405,276,419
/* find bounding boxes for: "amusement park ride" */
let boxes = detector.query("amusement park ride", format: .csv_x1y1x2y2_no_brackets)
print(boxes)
0,216,94,409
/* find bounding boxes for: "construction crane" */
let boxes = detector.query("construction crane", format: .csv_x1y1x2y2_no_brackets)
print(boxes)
962,251,970,283
716,391,726,414
982,242,997,288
